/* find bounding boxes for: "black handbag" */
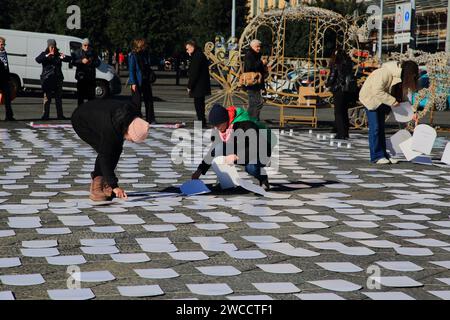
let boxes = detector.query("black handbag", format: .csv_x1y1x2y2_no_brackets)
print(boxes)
40,65,56,86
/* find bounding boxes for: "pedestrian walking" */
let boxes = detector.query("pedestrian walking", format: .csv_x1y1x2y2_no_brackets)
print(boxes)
326,49,357,140
128,38,156,123
186,40,211,127
0,36,15,121
72,38,100,106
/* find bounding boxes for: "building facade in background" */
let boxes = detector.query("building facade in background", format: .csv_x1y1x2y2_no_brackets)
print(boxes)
247,0,448,53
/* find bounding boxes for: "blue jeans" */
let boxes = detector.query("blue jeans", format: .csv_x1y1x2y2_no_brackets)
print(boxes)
245,164,268,183
366,104,391,162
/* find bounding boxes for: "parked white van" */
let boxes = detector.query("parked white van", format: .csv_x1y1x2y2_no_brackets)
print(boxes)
0,29,122,98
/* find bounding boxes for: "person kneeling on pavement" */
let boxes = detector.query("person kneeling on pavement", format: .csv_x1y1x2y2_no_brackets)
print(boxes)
192,104,273,191
71,99,150,201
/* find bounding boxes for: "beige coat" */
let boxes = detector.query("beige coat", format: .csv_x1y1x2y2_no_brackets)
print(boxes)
359,61,402,110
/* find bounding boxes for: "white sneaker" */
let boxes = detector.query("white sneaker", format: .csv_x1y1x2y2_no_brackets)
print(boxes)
389,158,399,164
376,158,390,165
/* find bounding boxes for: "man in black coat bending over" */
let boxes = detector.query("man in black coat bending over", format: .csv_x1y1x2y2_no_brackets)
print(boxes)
186,40,211,127
72,100,150,201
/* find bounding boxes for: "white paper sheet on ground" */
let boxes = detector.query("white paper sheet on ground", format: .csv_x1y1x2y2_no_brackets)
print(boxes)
72,271,115,283
388,130,412,157
46,255,86,266
394,247,433,256
180,180,211,196
295,293,345,300
169,251,209,261
90,226,125,234
253,282,300,294
376,261,423,272
373,276,423,288
316,262,363,273
187,283,233,296
196,266,241,277
21,248,60,258
0,274,45,286
195,223,229,231
411,124,437,155
0,257,21,268
48,288,95,300
309,280,362,292
399,138,423,161
0,291,15,300
430,261,450,269
134,268,179,279
441,142,450,165
256,264,302,274
392,102,414,122
111,253,150,264
412,156,433,165
143,224,177,232
362,292,415,300
117,285,164,298
81,246,119,255
211,157,240,189
226,250,266,260
290,234,330,242
227,295,273,300
428,291,450,300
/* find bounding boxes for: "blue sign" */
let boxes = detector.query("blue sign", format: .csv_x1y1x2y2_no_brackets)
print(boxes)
405,11,410,22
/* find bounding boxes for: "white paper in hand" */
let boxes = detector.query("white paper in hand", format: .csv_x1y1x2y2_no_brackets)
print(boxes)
411,124,436,155
441,142,450,166
211,156,240,189
392,102,414,123
180,180,211,196
399,138,422,161
388,130,412,157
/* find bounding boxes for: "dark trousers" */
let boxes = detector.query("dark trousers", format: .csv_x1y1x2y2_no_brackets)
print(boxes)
245,163,268,183
1,82,14,120
194,96,206,126
333,91,351,139
72,122,120,180
43,81,64,119
132,80,155,122
77,80,96,106
366,104,391,162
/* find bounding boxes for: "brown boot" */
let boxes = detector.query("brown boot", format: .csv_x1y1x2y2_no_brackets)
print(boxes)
102,181,114,200
90,176,108,201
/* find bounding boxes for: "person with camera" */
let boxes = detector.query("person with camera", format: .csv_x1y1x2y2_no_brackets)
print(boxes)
73,38,101,106
0,36,15,121
243,39,268,121
128,38,156,124
36,39,72,120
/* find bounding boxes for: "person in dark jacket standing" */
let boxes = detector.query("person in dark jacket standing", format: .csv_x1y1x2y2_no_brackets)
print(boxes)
192,104,271,191
128,38,156,123
72,99,150,201
36,39,72,120
73,38,100,106
243,39,267,121
186,40,211,127
326,49,357,140
0,36,14,121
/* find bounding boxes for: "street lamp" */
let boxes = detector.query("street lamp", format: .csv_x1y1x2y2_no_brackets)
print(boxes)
232,0,236,39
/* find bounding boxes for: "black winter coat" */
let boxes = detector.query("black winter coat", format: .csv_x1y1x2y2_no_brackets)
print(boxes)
326,60,355,93
71,99,140,189
188,49,211,98
0,52,10,87
36,49,72,90
197,120,271,175
244,49,266,91
73,48,100,82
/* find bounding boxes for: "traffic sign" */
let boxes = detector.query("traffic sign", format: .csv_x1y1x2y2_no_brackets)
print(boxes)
394,2,412,32
394,32,411,44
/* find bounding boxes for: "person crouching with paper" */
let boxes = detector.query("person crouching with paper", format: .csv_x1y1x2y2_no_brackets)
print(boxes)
359,60,419,165
72,100,150,201
192,104,272,191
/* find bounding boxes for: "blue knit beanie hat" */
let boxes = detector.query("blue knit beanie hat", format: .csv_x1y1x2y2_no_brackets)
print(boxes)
208,104,229,126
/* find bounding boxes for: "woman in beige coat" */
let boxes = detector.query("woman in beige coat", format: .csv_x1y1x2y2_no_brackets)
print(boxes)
359,60,419,164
